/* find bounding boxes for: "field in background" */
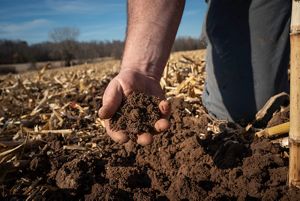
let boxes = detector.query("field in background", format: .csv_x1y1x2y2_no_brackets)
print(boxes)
0,57,114,75
0,49,205,76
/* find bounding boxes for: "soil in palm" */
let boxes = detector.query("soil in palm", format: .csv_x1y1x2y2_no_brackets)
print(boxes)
110,92,161,140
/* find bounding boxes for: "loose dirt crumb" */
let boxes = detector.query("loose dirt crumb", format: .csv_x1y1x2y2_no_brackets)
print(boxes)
110,92,161,139
267,106,289,127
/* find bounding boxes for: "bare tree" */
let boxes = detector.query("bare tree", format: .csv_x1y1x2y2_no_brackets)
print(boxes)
49,27,80,66
49,27,80,43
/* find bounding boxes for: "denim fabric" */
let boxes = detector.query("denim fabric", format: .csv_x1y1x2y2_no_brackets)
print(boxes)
202,0,291,123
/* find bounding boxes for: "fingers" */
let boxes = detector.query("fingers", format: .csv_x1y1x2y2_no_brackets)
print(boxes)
143,101,171,143
104,118,154,146
105,119,153,146
137,133,153,146
99,79,171,146
155,100,171,132
159,100,171,118
98,79,123,119
155,118,170,132
104,120,129,144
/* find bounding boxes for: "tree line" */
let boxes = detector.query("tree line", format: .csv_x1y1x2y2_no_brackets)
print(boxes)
0,36,205,66
0,40,124,65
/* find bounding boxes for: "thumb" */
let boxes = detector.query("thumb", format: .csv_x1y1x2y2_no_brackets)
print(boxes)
98,79,123,119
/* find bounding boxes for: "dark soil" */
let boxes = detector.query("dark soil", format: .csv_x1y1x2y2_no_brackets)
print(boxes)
267,106,290,127
110,92,160,139
1,72,300,201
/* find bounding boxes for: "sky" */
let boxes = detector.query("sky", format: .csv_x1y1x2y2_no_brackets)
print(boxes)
0,0,207,44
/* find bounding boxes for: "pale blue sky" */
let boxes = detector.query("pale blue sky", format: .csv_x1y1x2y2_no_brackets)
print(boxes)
0,0,207,44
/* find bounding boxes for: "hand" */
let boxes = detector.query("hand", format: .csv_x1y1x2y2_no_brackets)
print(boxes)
98,68,171,146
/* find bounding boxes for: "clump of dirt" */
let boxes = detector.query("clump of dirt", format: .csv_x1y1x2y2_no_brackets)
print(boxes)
55,154,96,190
110,92,161,139
267,106,289,127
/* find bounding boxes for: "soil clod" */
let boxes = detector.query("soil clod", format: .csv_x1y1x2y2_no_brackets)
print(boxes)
110,92,161,140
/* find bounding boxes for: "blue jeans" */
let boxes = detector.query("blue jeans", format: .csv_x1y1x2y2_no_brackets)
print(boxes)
202,0,291,123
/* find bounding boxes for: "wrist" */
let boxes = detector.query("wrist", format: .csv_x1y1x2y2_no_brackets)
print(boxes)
119,66,162,82
120,27,167,81
120,61,163,81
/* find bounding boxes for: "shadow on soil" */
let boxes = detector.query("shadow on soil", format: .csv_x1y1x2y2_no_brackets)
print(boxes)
200,124,255,169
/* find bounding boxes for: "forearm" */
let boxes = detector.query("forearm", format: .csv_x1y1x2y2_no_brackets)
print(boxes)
121,0,185,80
